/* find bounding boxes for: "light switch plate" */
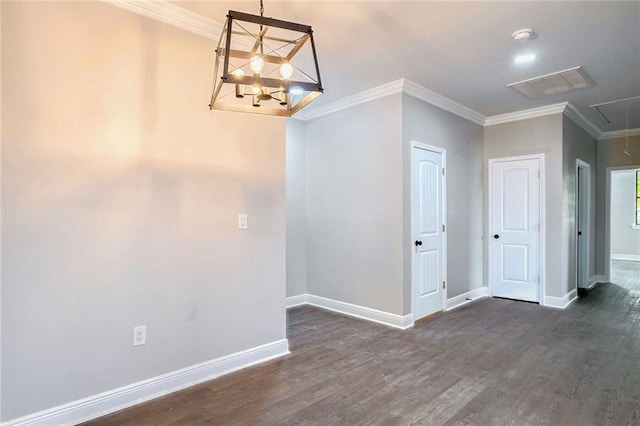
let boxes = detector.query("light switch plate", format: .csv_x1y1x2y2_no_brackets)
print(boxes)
238,213,248,229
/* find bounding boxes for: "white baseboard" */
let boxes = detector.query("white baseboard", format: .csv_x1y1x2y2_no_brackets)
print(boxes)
5,339,289,426
446,287,489,311
594,274,608,284
295,294,413,330
286,294,308,308
611,254,640,262
579,275,600,290
543,289,578,309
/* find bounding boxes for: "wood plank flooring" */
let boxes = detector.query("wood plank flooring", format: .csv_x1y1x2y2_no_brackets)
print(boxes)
86,262,640,425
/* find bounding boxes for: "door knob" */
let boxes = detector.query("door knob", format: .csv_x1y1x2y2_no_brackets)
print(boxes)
493,234,500,239
415,240,423,246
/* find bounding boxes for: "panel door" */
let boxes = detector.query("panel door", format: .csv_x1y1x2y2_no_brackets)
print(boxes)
413,147,444,320
577,166,588,288
490,158,540,302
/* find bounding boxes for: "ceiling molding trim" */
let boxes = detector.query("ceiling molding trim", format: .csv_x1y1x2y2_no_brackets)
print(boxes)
295,79,486,125
564,103,602,140
97,1,629,137
293,79,405,121
103,0,222,41
599,128,640,141
402,80,486,126
484,102,569,126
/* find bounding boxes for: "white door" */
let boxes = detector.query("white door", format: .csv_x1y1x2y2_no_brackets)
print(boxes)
412,146,445,320
490,157,541,302
576,163,589,288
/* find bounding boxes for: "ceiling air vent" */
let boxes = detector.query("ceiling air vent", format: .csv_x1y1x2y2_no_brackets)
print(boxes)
508,66,595,100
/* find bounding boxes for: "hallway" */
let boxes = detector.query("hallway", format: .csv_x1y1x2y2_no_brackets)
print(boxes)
610,259,640,292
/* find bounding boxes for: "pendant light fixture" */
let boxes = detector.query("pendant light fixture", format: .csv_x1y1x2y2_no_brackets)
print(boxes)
209,0,323,117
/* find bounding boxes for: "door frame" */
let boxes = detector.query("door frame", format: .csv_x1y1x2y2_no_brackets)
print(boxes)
575,159,591,291
487,153,546,303
410,141,447,317
605,164,640,282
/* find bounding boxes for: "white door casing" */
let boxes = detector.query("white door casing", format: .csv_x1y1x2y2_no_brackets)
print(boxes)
605,165,640,282
412,143,446,320
576,160,590,289
489,156,541,303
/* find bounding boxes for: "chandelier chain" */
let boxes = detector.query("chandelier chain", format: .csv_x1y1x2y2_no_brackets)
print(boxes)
260,0,264,17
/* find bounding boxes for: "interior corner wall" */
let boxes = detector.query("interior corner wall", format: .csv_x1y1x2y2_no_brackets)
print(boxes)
562,116,597,292
2,2,286,421
483,114,565,298
595,135,640,276
286,119,307,297
401,95,484,312
304,94,404,315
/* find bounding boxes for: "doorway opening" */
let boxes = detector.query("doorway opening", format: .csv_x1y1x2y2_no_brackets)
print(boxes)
608,167,640,289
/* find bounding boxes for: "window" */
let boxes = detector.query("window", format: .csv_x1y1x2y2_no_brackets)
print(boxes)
637,170,640,226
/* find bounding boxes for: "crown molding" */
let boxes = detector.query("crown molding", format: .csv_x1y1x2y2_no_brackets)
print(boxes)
101,1,484,125
564,103,602,140
484,102,569,126
103,0,222,41
100,0,609,138
295,79,486,125
599,128,640,140
402,79,485,125
294,79,405,121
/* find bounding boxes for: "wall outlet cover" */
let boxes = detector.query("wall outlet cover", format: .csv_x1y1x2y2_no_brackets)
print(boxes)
133,325,146,346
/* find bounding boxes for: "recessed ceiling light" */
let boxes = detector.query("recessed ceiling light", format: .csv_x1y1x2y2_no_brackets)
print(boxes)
512,28,537,43
515,53,536,64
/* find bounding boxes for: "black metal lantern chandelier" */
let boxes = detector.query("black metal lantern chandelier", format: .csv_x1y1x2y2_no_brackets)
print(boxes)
209,0,323,117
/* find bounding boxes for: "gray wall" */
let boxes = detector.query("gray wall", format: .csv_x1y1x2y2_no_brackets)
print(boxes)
483,114,565,298
610,170,640,257
562,116,597,292
296,93,483,316
304,94,404,315
402,95,484,310
286,120,307,296
595,135,640,275
2,2,286,420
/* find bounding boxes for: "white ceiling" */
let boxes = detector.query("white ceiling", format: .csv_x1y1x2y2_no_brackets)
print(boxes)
173,1,640,132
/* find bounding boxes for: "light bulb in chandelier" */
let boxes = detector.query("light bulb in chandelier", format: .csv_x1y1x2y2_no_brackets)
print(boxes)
233,69,245,99
251,85,261,95
280,63,294,79
250,56,265,74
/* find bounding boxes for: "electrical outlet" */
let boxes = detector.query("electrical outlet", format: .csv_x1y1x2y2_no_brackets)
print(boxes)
133,325,146,346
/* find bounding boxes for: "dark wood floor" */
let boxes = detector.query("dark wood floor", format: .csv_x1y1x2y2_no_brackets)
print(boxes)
86,261,640,425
